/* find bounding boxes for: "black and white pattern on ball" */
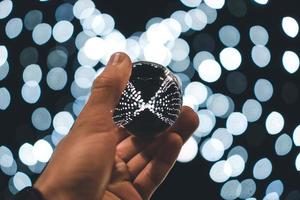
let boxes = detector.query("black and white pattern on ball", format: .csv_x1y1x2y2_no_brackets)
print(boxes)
113,61,182,136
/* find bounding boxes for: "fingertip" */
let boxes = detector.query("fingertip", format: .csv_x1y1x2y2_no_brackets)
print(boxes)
168,106,199,142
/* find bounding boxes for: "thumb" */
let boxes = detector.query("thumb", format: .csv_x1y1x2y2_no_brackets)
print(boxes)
79,52,132,127
88,52,132,113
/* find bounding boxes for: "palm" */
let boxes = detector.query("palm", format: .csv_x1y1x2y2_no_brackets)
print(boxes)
103,109,197,200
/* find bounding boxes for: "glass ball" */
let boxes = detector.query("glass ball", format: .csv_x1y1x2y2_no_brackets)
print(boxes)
113,61,183,137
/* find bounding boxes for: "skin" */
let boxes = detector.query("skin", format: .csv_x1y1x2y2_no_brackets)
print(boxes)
34,52,199,200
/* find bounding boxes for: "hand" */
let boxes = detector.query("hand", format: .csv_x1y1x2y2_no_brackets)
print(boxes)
34,52,199,200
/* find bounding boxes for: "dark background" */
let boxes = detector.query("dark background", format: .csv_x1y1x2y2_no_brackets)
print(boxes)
1,0,300,199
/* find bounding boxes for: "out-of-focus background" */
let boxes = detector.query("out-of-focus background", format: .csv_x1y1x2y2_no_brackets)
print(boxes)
1,0,300,199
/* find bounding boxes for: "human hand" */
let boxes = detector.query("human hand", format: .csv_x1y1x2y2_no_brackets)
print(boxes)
34,52,199,200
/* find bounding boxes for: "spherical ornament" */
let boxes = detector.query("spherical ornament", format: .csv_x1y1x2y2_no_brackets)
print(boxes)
113,61,183,137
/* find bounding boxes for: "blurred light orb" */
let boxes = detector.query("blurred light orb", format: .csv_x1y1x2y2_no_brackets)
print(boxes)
228,146,248,163
227,155,245,177
0,61,9,81
19,47,39,67
75,66,96,88
102,31,127,61
226,112,248,135
204,0,225,9
194,109,216,137
293,125,300,146
0,45,8,66
13,172,32,191
71,81,90,100
72,99,86,116
33,140,53,163
21,82,41,104
254,79,273,102
265,111,284,135
239,179,256,199
275,134,292,156
201,138,225,162
77,49,98,67
0,87,10,110
53,111,74,135
254,0,268,5
198,59,222,82
212,128,233,150
219,47,242,70
73,0,95,19
169,57,190,72
46,67,68,91
221,180,242,200
180,0,202,7
1,159,17,176
177,137,198,163
282,51,299,74
55,3,74,21
47,49,68,69
170,10,192,32
0,0,13,19
146,23,171,44
83,37,106,60
253,158,272,180
242,99,262,122
219,25,240,47
146,17,163,30
266,180,284,197
282,17,299,38
31,107,52,131
187,8,207,31
28,162,46,174
75,31,91,50
23,64,42,84
263,192,279,200
0,146,13,168
183,95,198,111
53,20,74,43
171,38,190,61
250,25,269,45
51,130,64,146
91,14,105,35
296,153,300,171
209,160,232,183
193,51,215,71
5,18,23,39
125,38,141,62
251,45,271,68
24,10,43,31
184,82,208,105
143,43,171,66
206,94,229,117
198,3,217,24
100,14,115,36
18,143,37,166
32,23,52,45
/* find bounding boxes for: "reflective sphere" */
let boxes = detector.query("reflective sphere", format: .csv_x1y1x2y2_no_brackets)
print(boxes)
113,61,183,137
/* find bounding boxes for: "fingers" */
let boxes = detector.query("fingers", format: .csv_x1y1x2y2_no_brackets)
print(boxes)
116,136,154,162
133,106,199,199
132,133,182,200
116,106,199,162
167,106,200,142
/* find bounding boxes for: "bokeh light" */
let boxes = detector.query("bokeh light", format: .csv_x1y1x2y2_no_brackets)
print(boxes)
253,158,272,180
5,18,23,39
282,17,299,38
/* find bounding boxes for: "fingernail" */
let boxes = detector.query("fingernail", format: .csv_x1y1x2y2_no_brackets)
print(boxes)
108,52,125,66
